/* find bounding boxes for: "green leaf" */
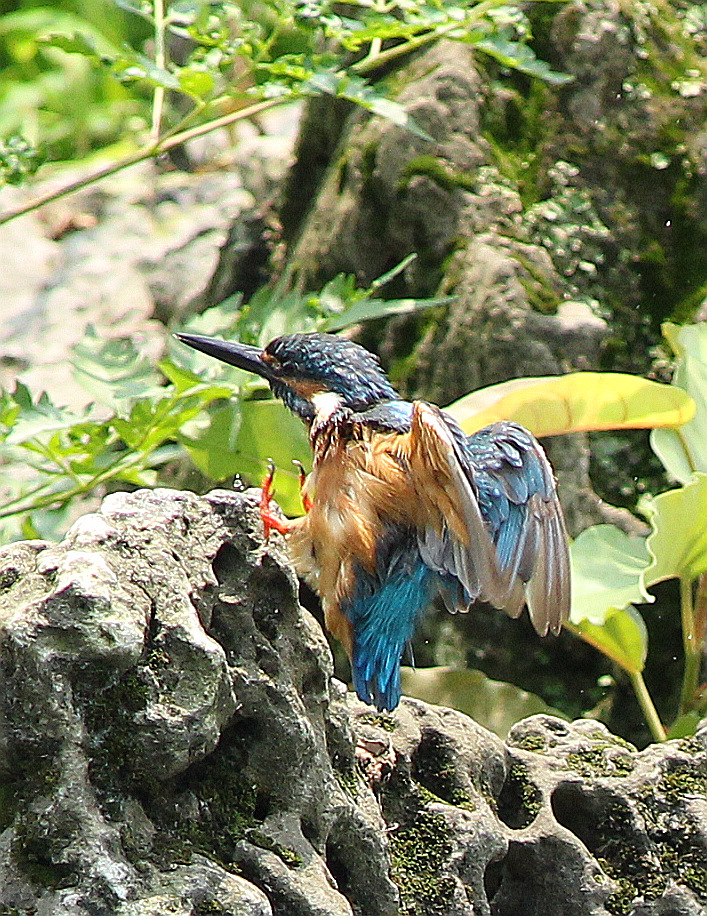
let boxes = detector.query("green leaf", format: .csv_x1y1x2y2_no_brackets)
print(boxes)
570,524,653,625
159,359,232,400
113,0,154,22
4,386,79,446
178,65,215,99
42,31,105,59
641,473,707,587
180,402,243,481
650,322,707,482
400,666,566,738
0,135,44,186
322,295,450,332
304,70,433,140
71,327,162,414
570,606,648,675
666,711,702,739
476,37,573,86
113,51,183,90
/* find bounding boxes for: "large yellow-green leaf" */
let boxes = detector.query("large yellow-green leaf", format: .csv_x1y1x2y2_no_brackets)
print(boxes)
400,666,564,738
641,473,707,587
447,372,695,438
568,606,648,675
182,397,311,516
650,322,707,483
233,398,312,516
570,524,652,625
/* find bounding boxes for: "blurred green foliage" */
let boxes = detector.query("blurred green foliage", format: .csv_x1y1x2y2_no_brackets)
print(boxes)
0,0,571,206
0,256,446,541
0,1,150,163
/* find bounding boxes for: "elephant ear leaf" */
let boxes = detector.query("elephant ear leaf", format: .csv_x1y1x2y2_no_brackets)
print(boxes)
640,474,707,589
650,322,707,483
569,525,653,625
448,372,694,438
568,524,650,676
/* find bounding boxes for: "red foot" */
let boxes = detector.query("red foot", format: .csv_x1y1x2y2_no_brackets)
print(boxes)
293,460,313,513
260,460,293,539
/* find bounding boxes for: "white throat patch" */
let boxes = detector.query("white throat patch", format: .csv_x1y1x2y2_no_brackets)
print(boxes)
312,390,343,422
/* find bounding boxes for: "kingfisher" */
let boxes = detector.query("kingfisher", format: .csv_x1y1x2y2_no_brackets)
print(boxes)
176,331,570,711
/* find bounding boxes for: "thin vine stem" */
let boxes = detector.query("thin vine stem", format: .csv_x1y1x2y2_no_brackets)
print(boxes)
151,0,167,141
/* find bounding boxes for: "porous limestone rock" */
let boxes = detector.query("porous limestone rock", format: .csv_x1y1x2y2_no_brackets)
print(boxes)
0,488,705,916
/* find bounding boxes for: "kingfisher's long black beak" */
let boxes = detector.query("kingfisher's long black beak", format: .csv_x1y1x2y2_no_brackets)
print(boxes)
175,333,276,382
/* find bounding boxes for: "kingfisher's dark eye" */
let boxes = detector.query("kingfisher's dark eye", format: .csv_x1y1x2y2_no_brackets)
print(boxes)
262,351,282,372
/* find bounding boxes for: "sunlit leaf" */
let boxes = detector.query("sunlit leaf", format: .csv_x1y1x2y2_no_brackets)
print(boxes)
570,524,653,625
650,322,707,482
5,386,80,445
159,359,232,400
181,402,243,481
448,372,695,438
641,473,707,587
650,427,694,485
178,66,215,99
400,666,565,738
569,606,648,675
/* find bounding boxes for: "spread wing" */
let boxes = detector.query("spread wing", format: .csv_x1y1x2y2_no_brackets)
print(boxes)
409,403,570,636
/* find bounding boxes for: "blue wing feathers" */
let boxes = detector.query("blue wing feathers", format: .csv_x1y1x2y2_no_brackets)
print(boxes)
343,415,567,711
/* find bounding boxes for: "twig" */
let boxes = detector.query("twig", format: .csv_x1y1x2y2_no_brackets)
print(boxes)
0,98,283,227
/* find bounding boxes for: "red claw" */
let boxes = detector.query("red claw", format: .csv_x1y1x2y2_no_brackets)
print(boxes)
259,460,292,539
293,460,313,513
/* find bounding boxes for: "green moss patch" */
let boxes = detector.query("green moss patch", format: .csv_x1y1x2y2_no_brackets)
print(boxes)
389,806,457,916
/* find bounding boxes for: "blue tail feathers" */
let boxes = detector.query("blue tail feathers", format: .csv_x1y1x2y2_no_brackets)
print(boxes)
348,561,435,711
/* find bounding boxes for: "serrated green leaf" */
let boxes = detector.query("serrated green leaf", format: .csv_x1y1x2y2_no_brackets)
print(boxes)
71,327,162,413
159,358,232,400
400,666,565,738
4,389,79,446
304,69,433,140
476,36,573,85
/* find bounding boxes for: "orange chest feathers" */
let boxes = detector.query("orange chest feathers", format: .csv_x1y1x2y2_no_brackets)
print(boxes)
284,430,414,646
283,416,472,654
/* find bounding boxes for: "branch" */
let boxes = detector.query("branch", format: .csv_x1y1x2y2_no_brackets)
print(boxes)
0,98,284,227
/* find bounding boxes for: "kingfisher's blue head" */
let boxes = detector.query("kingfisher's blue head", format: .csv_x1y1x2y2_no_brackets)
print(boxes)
176,331,398,423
